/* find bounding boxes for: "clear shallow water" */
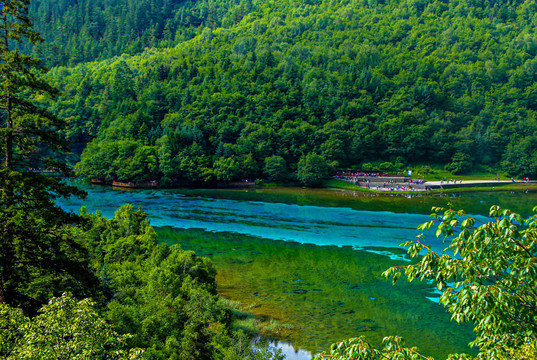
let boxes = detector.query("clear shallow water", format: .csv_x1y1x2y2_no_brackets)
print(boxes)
58,184,519,255
57,183,537,359
158,226,469,358
59,187,425,251
269,341,312,360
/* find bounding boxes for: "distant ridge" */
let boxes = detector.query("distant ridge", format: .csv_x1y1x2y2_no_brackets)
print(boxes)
36,0,537,184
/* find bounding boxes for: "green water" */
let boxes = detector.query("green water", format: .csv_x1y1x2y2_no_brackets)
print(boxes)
58,183,537,359
158,227,473,359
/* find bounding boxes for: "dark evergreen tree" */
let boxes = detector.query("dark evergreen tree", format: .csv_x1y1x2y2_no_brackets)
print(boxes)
0,0,96,313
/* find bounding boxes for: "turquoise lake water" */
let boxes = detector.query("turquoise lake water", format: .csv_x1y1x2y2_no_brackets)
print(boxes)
58,185,535,253
57,183,537,359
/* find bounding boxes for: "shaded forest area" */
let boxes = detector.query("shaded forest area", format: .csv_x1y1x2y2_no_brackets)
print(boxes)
2,2,535,359
31,0,537,184
29,0,255,67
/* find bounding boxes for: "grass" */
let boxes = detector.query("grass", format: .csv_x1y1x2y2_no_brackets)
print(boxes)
227,166,535,198
323,179,368,190
321,165,536,194
234,317,294,338
432,183,537,193
325,181,537,195
258,181,279,187
220,298,294,338
409,164,510,182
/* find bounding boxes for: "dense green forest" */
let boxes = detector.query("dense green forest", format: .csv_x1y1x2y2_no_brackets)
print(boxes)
28,0,258,68
2,1,536,358
34,0,537,184
2,204,284,359
0,2,279,358
77,205,281,359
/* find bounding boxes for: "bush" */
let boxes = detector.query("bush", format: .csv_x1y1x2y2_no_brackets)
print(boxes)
264,155,287,182
445,152,472,174
315,205,537,359
297,153,329,186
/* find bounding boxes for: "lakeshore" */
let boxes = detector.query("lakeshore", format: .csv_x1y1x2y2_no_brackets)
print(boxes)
58,183,537,358
88,173,537,193
332,175,537,192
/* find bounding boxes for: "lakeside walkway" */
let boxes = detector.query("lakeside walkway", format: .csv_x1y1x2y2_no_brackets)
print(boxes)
424,179,520,189
341,176,536,192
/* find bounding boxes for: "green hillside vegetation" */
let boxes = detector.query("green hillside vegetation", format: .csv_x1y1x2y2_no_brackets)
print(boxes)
77,204,282,359
39,0,537,185
5,0,535,358
1,204,284,360
0,3,279,358
28,0,258,67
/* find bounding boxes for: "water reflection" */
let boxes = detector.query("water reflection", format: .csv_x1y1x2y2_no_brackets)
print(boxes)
58,184,497,255
56,183,532,359
270,341,313,360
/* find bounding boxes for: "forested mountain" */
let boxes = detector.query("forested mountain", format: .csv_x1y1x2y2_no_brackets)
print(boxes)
37,0,537,184
29,0,257,67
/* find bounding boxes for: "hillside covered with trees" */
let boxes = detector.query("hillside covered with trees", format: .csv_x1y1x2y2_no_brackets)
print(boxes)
28,0,258,68
0,1,281,357
35,0,537,185
2,1,536,358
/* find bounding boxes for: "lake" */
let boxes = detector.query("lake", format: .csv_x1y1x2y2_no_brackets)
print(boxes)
58,183,537,359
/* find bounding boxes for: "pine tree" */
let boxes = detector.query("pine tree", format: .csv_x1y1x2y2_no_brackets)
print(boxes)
0,0,96,312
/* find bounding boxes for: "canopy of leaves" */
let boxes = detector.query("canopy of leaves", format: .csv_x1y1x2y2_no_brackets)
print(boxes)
316,205,537,359
0,201,290,360
28,0,257,67
36,0,537,184
0,294,143,359
0,0,95,313
297,152,330,186
77,204,283,360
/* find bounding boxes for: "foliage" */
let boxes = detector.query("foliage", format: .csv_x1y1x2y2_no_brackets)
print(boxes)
264,155,287,182
501,136,537,178
392,205,537,357
0,303,26,356
34,0,537,184
79,204,280,360
1,293,143,359
445,152,473,175
312,336,432,360
505,343,537,360
27,0,258,68
297,152,329,186
317,205,537,359
0,0,96,313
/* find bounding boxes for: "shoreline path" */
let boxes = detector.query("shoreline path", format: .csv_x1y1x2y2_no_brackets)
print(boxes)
347,178,535,192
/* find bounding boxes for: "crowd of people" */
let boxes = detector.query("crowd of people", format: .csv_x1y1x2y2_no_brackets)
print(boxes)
335,170,535,193
440,178,463,184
